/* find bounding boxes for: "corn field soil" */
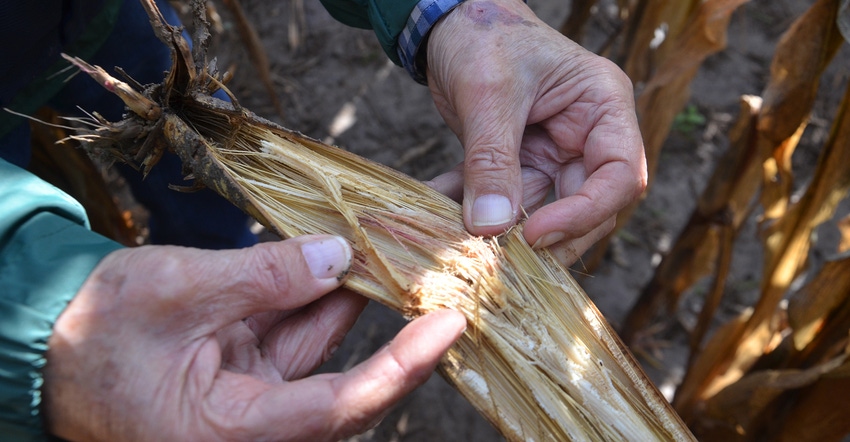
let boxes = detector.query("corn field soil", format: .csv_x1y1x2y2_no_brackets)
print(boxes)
98,0,848,440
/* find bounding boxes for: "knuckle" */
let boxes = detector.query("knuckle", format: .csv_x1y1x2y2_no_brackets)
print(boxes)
468,64,514,93
120,247,192,305
627,165,648,200
242,244,294,295
465,143,517,173
327,401,383,441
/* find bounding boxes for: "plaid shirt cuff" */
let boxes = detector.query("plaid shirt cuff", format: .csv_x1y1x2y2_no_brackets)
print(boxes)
397,0,466,85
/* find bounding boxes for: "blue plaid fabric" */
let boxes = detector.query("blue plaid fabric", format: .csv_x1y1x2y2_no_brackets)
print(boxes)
397,0,529,85
397,0,466,85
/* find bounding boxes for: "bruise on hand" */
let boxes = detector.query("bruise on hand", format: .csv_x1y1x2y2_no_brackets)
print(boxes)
463,0,536,30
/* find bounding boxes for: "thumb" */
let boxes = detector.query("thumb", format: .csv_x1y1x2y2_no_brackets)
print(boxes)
424,0,537,236
104,235,352,332
460,90,529,236
195,236,353,327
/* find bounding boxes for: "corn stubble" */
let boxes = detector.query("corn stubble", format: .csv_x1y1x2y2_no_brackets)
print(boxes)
68,0,693,440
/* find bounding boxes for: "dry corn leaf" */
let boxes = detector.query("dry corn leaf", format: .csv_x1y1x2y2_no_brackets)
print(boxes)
758,0,844,222
788,252,850,351
688,221,735,362
693,353,849,440
839,213,850,253
775,366,850,442
621,0,700,84
621,96,762,344
674,318,742,415
672,306,784,421
676,18,850,419
27,108,140,246
635,0,747,187
785,251,850,368
587,0,748,270
758,73,850,325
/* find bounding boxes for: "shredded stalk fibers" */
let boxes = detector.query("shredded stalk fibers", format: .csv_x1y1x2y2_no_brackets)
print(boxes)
65,0,695,440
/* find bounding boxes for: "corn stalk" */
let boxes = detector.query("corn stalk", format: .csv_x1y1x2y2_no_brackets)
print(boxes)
672,0,847,420
65,0,694,440
583,0,749,271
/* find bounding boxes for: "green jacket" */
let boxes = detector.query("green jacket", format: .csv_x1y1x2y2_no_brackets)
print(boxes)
319,0,420,65
0,1,420,440
0,160,122,441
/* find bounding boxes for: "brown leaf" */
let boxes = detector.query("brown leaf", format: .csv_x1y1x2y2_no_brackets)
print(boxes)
586,0,749,271
776,371,850,442
788,253,850,351
621,0,701,83
693,354,848,440
758,0,845,222
760,75,850,317
27,109,141,247
620,96,761,344
673,307,766,418
839,213,850,253
688,222,735,362
636,0,747,181
674,0,848,420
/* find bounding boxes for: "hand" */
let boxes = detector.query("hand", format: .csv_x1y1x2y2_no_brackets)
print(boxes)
42,236,466,441
424,0,647,266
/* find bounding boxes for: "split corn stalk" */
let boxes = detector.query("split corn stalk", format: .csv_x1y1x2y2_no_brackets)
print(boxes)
67,0,694,440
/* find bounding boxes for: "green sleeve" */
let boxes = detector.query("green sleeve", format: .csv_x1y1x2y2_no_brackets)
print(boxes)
319,0,421,65
0,159,123,441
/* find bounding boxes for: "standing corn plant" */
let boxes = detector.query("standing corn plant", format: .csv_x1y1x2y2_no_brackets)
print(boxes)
562,0,850,439
577,0,750,271
64,0,694,440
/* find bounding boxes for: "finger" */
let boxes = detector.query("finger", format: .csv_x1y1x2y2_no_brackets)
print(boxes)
425,164,552,214
524,121,646,249
519,166,554,213
423,162,464,203
460,93,529,236
242,309,466,441
110,235,352,331
524,160,640,250
546,217,616,267
208,236,352,326
242,310,294,341
261,289,368,380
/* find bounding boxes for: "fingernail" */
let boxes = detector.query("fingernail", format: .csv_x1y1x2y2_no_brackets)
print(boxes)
472,194,514,227
531,231,565,249
301,236,351,279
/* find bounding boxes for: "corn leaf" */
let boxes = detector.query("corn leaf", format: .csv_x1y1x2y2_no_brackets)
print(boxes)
621,95,762,344
587,0,748,270
694,353,849,440
674,0,849,415
788,252,850,351
758,0,845,222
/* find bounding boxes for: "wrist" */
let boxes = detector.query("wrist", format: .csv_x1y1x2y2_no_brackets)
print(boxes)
397,0,467,85
398,0,531,85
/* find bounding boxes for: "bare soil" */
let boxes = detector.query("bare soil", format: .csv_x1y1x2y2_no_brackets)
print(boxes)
179,0,850,440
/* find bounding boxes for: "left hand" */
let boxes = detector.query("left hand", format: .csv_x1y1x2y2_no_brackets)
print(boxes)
424,0,647,266
42,238,466,441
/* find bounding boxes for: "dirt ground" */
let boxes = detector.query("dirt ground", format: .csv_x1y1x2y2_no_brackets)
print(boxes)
173,0,849,440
